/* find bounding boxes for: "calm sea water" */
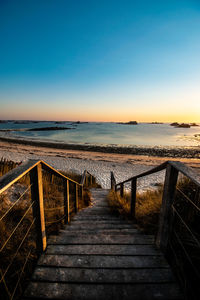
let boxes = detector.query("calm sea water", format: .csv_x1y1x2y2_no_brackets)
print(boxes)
0,121,199,147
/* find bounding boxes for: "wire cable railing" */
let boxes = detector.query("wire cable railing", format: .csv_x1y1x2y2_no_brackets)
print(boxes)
0,184,32,222
0,159,97,300
111,160,200,299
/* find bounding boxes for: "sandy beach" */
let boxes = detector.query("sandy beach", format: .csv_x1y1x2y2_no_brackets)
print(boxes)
0,139,199,191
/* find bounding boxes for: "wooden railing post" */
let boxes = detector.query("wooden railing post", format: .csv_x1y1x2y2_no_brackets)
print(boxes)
81,185,84,203
30,163,46,253
156,164,178,253
63,179,70,224
85,174,88,187
75,184,78,213
131,179,137,218
120,183,124,198
90,175,93,186
111,172,115,190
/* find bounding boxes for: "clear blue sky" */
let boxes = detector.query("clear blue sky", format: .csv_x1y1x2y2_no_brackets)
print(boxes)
0,0,200,121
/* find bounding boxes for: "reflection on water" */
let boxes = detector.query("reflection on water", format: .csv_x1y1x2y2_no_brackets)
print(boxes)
0,122,199,147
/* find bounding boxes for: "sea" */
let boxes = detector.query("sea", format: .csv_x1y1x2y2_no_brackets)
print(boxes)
0,121,199,148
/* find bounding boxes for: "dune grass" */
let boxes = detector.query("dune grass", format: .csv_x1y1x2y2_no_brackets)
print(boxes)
107,186,163,234
107,176,200,299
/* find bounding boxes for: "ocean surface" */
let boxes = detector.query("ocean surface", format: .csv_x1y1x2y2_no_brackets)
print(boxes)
0,121,199,148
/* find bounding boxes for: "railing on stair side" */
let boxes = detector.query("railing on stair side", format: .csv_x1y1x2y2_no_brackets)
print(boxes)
111,160,200,298
0,159,95,300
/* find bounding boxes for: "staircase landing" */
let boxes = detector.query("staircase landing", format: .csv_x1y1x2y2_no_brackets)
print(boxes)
23,189,182,300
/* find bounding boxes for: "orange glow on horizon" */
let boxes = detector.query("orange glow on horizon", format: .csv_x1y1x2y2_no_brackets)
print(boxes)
1,97,199,123
1,111,199,123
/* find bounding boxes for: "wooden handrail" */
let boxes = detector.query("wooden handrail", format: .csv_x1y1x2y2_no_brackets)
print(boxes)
41,161,82,186
80,170,95,186
0,159,96,253
115,160,200,188
0,159,99,299
0,159,83,195
115,161,168,187
111,159,200,251
111,161,200,219
0,160,39,195
110,159,200,295
169,161,200,187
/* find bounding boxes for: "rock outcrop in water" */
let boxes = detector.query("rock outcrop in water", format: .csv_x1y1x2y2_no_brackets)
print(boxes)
190,123,199,126
117,121,138,125
27,127,74,131
170,122,190,128
170,122,198,128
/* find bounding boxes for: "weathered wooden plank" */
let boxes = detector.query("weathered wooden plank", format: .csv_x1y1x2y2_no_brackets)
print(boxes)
68,218,134,225
131,178,137,217
91,205,109,208
47,234,154,245
46,244,161,255
111,171,116,190
59,229,139,234
120,183,124,197
32,267,175,283
78,223,136,227
76,213,120,217
24,188,182,300
0,159,39,194
38,254,169,268
77,210,114,214
78,208,115,212
116,161,168,186
66,224,136,230
79,208,112,213
75,184,78,212
63,179,70,224
71,220,133,224
41,161,80,185
80,170,87,185
23,282,182,300
73,213,128,219
72,216,128,221
30,164,47,253
156,164,178,252
71,219,128,223
169,160,200,187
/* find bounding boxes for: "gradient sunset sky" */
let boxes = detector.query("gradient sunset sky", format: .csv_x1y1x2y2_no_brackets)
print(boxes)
0,0,200,122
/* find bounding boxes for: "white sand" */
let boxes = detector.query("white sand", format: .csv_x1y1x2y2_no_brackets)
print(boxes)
0,141,199,192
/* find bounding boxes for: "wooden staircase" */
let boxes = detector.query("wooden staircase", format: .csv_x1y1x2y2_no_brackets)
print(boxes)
23,188,182,300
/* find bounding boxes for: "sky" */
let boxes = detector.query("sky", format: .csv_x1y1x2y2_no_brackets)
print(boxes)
0,0,200,122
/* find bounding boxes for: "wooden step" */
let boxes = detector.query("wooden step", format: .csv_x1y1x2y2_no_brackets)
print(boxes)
72,215,125,220
71,219,133,224
46,244,161,255
23,188,182,300
47,234,154,245
32,267,175,283
59,229,139,234
71,219,133,223
66,224,137,230
37,254,169,268
23,282,182,300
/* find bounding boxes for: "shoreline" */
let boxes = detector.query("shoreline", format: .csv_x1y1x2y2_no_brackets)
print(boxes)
0,138,200,190
0,135,199,159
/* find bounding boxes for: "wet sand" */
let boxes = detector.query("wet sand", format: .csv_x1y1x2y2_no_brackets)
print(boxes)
0,135,199,159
